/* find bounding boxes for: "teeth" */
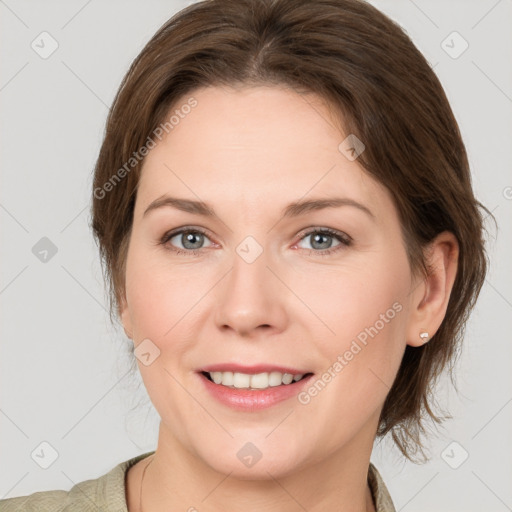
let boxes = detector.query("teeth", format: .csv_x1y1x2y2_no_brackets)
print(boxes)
281,373,294,385
221,371,234,386
268,372,283,387
233,372,250,388
250,372,270,389
207,371,307,389
210,372,221,384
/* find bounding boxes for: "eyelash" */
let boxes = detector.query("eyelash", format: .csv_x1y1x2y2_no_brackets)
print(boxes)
159,226,352,257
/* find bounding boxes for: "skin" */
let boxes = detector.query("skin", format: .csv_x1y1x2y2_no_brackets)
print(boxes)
121,85,459,512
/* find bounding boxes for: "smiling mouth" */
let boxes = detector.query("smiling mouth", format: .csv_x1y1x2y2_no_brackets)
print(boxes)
201,371,314,390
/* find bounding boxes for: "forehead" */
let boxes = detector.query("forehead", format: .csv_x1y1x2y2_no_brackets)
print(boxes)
136,85,394,218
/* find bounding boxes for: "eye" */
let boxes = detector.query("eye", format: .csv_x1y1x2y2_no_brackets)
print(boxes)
160,227,213,255
295,228,352,256
159,226,352,257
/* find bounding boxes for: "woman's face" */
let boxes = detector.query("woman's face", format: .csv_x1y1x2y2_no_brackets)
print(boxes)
121,85,419,477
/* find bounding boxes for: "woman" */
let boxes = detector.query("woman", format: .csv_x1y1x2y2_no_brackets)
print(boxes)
1,0,489,510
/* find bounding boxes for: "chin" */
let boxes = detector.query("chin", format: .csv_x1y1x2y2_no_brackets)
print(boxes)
207,454,302,481
192,435,312,481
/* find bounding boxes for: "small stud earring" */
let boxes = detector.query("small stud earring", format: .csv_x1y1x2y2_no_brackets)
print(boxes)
419,330,429,343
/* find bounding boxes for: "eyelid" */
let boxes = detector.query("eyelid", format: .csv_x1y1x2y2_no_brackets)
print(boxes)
159,226,214,247
296,226,352,244
293,227,352,256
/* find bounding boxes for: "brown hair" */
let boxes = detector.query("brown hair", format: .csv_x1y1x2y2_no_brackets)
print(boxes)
91,0,490,460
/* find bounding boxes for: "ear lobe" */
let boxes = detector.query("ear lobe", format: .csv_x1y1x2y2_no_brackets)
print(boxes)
406,231,459,347
118,294,134,340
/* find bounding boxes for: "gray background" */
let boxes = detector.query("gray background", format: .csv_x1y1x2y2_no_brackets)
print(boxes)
1,1,511,510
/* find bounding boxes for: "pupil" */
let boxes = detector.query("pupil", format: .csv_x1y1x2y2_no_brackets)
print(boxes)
311,233,331,250
183,232,203,249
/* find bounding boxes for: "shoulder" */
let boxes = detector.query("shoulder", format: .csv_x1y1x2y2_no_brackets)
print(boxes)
0,451,155,512
0,489,73,512
368,462,396,512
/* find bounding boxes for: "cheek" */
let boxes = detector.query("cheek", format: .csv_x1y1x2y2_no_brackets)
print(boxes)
124,246,207,341
123,247,204,425
307,256,409,345
303,255,409,390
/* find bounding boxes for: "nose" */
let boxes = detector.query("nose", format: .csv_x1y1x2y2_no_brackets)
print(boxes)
214,244,288,338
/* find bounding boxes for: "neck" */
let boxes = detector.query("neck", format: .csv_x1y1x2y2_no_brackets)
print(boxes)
134,420,378,512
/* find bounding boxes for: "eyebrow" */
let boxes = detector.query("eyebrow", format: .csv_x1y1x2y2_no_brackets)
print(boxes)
143,195,375,220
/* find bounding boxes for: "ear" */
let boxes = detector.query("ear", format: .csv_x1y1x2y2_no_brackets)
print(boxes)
118,292,134,340
406,231,459,347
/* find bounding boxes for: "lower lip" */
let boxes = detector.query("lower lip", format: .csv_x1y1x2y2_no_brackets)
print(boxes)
198,372,314,411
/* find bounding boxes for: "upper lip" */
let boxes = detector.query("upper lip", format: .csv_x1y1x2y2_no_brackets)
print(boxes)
198,364,312,375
